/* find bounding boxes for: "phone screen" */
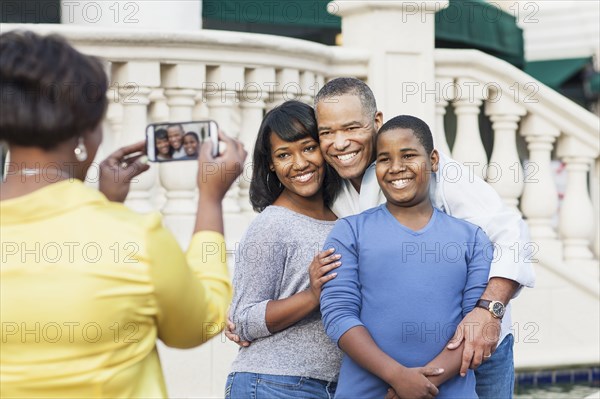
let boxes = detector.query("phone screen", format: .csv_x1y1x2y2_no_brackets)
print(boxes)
146,121,218,162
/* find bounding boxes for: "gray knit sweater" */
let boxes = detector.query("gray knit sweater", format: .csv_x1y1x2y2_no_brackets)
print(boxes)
229,206,343,382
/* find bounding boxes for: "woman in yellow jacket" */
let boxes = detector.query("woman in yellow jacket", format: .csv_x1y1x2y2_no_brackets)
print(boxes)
0,30,247,398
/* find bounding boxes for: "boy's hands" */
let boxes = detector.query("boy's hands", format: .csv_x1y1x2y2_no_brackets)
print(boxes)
308,248,341,302
386,367,443,399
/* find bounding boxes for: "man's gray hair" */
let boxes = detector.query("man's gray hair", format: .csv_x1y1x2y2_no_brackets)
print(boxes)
314,77,378,119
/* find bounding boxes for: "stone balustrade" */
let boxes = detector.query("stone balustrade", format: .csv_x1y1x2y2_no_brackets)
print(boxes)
434,49,599,274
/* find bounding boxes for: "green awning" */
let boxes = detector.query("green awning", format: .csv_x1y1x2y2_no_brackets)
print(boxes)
588,73,600,94
203,0,525,68
525,57,591,90
202,0,340,28
435,0,525,68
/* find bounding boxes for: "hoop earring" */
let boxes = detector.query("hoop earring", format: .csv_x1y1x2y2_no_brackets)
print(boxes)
266,173,272,193
266,172,282,193
74,137,88,162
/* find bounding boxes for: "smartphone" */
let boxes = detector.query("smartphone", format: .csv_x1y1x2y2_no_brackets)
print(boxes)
146,120,219,162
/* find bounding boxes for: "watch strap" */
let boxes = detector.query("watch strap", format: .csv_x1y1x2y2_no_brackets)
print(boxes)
476,299,504,319
476,299,491,309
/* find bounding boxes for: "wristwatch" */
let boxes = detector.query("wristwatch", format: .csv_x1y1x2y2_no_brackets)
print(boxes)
475,299,506,319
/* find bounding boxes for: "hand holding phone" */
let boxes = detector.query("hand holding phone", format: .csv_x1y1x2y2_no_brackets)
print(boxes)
99,141,150,202
146,120,219,162
198,130,248,201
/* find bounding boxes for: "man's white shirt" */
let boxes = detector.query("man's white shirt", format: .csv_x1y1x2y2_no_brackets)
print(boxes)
172,147,187,159
331,151,536,345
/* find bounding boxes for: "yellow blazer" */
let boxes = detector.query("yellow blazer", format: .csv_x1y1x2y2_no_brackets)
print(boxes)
0,179,231,398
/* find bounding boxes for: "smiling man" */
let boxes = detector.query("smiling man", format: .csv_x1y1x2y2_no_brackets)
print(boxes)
167,124,186,159
314,77,535,399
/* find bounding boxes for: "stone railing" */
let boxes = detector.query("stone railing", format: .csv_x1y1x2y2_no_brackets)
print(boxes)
435,49,599,298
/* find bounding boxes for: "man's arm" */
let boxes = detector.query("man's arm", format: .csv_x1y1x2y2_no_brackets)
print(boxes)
482,277,520,304
446,277,518,375
436,152,535,373
436,152,535,291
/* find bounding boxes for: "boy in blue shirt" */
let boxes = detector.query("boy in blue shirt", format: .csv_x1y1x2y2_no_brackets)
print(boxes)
320,115,492,398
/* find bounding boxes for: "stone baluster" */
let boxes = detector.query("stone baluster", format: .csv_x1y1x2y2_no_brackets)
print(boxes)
299,71,317,105
451,78,488,179
193,91,210,120
519,114,561,241
557,135,597,261
111,61,160,213
316,75,326,95
163,64,202,121
335,1,445,121
434,76,454,157
103,96,123,158
484,96,526,211
266,68,300,111
158,63,205,246
205,65,244,214
86,94,120,190
148,89,170,123
238,67,274,214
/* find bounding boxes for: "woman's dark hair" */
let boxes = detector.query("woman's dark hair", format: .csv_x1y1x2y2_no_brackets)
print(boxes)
0,30,108,149
155,129,168,141
249,100,341,212
154,128,173,156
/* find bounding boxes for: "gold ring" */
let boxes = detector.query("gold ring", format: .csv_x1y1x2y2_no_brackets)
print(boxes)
120,162,128,169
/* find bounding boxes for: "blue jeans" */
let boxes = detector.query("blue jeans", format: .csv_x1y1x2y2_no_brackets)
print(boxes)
475,334,515,399
225,372,337,399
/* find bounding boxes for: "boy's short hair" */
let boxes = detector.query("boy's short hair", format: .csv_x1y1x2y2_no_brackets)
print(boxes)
184,131,199,142
377,115,434,154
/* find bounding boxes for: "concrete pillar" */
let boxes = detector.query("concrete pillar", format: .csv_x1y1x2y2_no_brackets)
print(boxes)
333,1,448,122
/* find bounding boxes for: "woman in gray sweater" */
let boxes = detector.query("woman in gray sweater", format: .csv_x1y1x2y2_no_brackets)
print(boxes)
225,101,343,398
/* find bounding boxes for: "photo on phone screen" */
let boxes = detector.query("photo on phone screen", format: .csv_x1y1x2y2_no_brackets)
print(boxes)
146,120,219,162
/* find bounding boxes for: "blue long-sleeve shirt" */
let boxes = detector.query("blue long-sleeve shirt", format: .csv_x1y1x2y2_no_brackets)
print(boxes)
320,205,492,398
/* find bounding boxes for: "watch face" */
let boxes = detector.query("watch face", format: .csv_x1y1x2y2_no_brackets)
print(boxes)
492,302,505,317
